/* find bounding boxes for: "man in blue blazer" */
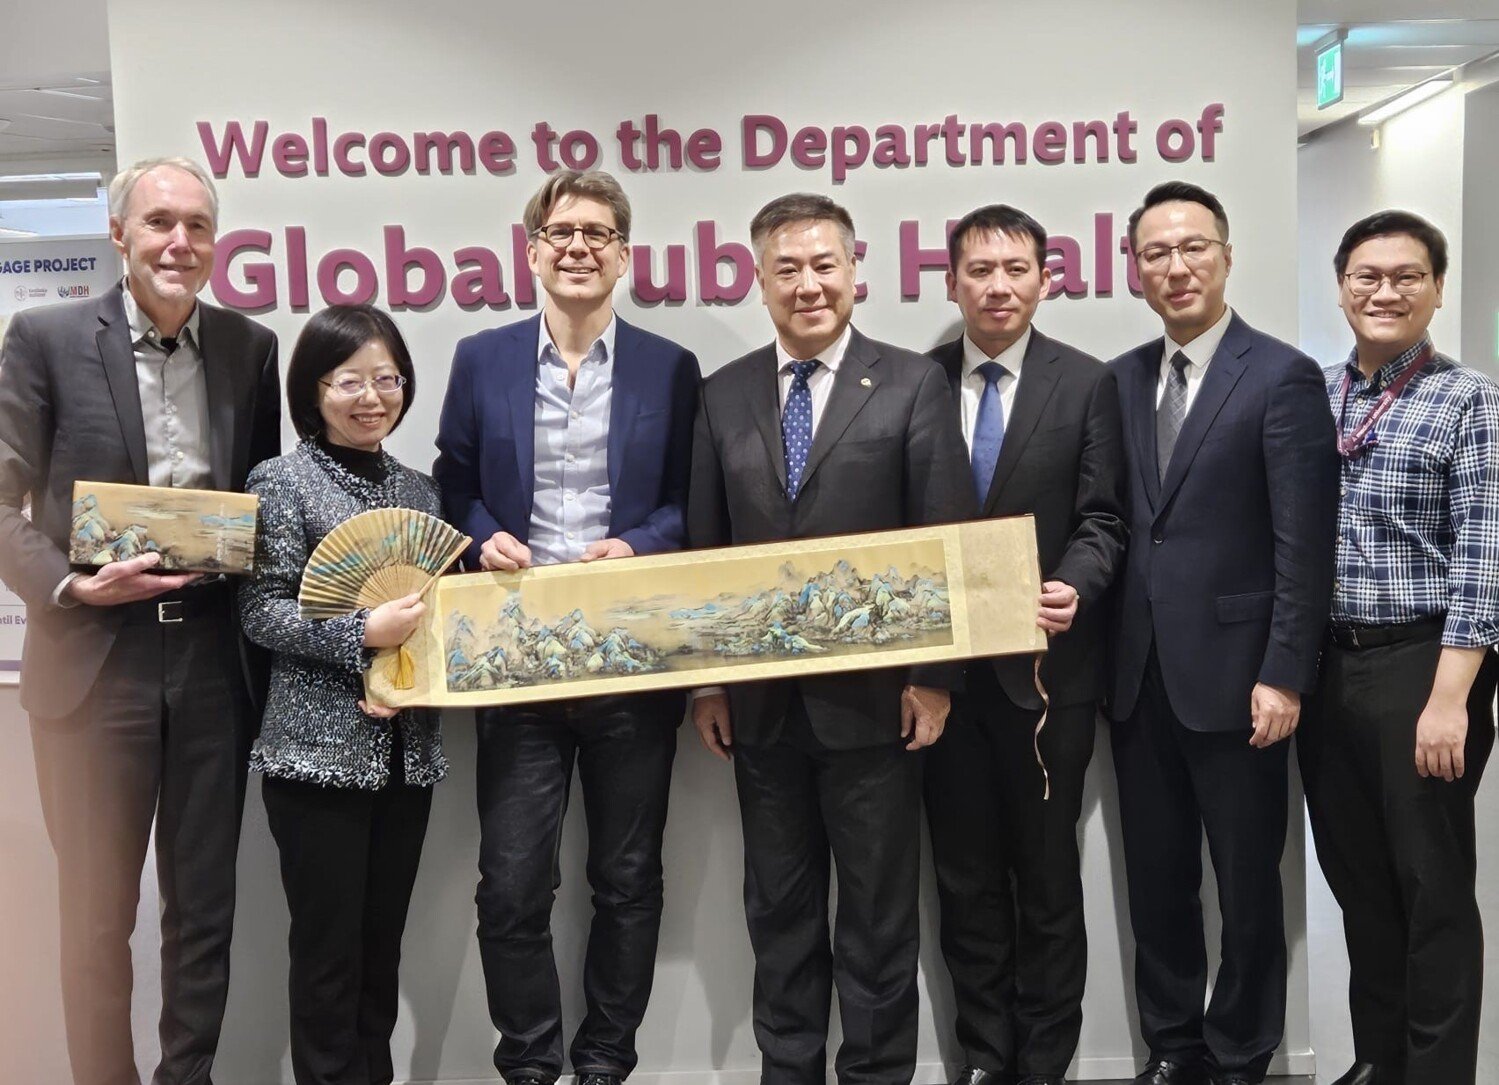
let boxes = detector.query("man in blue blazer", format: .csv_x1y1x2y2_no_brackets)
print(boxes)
1107,182,1338,1085
433,170,700,1085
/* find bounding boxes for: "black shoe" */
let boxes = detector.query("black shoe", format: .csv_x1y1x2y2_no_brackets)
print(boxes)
577,1075,623,1085
947,1067,1007,1085
506,1075,553,1085
1134,1060,1205,1085
1017,1075,1066,1085
949,1069,1005,1085
1208,1075,1254,1085
1330,1064,1383,1085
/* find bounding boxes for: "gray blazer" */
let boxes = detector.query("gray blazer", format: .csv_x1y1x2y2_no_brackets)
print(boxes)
0,285,280,719
240,440,446,788
687,325,975,749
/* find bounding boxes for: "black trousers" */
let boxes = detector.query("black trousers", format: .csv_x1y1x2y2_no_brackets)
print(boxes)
924,666,1097,1077
29,597,251,1085
1111,647,1289,1082
1300,629,1498,1083
261,736,433,1085
475,692,681,1082
732,692,924,1085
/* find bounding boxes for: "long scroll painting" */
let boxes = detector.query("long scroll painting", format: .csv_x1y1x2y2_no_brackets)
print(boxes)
365,516,1045,709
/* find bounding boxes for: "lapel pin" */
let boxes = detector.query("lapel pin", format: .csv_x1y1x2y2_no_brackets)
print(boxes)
860,377,871,387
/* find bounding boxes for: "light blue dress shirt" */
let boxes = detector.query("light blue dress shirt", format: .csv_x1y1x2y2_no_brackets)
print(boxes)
527,315,615,565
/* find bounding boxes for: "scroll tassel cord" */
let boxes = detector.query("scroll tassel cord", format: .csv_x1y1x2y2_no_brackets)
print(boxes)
1033,656,1051,801
381,540,468,692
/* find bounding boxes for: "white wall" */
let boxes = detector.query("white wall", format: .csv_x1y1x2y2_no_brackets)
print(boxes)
0,2,1313,1082
1297,80,1472,369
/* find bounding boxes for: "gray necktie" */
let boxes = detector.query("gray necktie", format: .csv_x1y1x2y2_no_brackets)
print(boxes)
1156,350,1190,483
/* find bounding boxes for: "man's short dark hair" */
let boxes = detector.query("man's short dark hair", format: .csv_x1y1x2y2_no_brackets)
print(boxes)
749,193,856,262
1332,209,1448,280
285,304,417,440
1127,181,1230,249
947,204,1048,269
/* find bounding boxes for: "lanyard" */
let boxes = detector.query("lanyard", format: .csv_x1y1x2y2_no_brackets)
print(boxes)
1336,342,1434,459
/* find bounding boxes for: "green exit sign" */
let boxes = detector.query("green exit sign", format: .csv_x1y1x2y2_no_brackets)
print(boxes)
1317,39,1344,109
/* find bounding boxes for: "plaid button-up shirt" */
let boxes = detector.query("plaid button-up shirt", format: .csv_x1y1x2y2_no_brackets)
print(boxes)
1327,336,1499,647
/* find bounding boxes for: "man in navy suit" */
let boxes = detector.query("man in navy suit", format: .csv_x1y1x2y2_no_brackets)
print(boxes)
433,170,700,1085
1107,182,1338,1085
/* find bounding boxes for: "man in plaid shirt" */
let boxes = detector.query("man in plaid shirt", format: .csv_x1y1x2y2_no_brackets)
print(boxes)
1300,210,1499,1085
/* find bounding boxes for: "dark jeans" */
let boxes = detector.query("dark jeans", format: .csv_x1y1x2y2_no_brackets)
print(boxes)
261,735,433,1085
1111,646,1289,1082
732,693,924,1085
475,692,682,1082
29,599,250,1085
924,666,1097,1078
1301,630,1497,1082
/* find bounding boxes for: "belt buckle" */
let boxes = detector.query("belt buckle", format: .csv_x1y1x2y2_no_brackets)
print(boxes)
1348,626,1361,649
157,600,183,624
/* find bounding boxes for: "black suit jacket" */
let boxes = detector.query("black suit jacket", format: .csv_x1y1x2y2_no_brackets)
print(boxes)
931,328,1126,709
0,285,281,719
1108,312,1338,732
688,325,974,749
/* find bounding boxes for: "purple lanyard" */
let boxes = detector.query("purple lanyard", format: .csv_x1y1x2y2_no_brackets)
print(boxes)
1336,342,1434,459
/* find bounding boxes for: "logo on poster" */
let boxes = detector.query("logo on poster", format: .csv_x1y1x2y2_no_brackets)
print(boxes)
12,286,23,302
57,284,91,299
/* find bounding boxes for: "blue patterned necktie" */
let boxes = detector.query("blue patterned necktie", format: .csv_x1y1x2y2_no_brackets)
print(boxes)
1156,350,1190,483
782,359,820,500
970,360,1006,505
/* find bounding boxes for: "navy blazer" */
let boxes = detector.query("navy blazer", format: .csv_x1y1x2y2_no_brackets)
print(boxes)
1108,312,1338,732
433,313,700,568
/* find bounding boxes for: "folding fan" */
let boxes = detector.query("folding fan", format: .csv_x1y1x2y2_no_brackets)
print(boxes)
298,508,469,689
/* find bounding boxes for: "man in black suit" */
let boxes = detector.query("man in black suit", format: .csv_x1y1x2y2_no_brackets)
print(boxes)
0,157,280,1085
688,193,972,1085
1107,182,1338,1085
924,205,1126,1085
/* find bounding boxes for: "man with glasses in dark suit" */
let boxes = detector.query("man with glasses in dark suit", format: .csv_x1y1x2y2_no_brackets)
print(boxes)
1107,181,1338,1085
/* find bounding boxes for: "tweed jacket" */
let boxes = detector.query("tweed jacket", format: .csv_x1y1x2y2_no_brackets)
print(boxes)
240,440,446,788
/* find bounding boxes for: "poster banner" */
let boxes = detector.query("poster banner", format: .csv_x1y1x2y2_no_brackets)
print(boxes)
0,235,120,682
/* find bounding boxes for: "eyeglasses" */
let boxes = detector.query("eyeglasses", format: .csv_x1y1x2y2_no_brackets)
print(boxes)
1343,270,1431,296
320,374,407,398
1135,238,1225,270
531,223,625,250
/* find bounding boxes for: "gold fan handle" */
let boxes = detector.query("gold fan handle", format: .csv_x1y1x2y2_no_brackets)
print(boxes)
386,646,417,690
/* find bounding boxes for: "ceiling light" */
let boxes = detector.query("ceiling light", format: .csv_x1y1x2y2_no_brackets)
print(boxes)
1358,76,1454,126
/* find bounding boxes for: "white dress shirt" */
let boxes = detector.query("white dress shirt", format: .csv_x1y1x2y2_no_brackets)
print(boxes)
959,327,1031,452
1156,306,1233,414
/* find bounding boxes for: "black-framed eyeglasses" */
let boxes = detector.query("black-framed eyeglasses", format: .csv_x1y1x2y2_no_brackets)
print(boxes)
320,374,407,398
1343,270,1431,296
531,223,625,250
1135,237,1225,270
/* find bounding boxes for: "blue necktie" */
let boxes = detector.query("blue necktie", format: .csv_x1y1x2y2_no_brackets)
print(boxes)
782,359,819,500
970,361,1006,504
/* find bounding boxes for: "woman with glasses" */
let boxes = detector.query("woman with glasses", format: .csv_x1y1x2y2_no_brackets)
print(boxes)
239,303,445,1085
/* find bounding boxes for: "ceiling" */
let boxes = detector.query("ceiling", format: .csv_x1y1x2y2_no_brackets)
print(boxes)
0,72,114,170
1,6,1497,173
1297,18,1499,136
